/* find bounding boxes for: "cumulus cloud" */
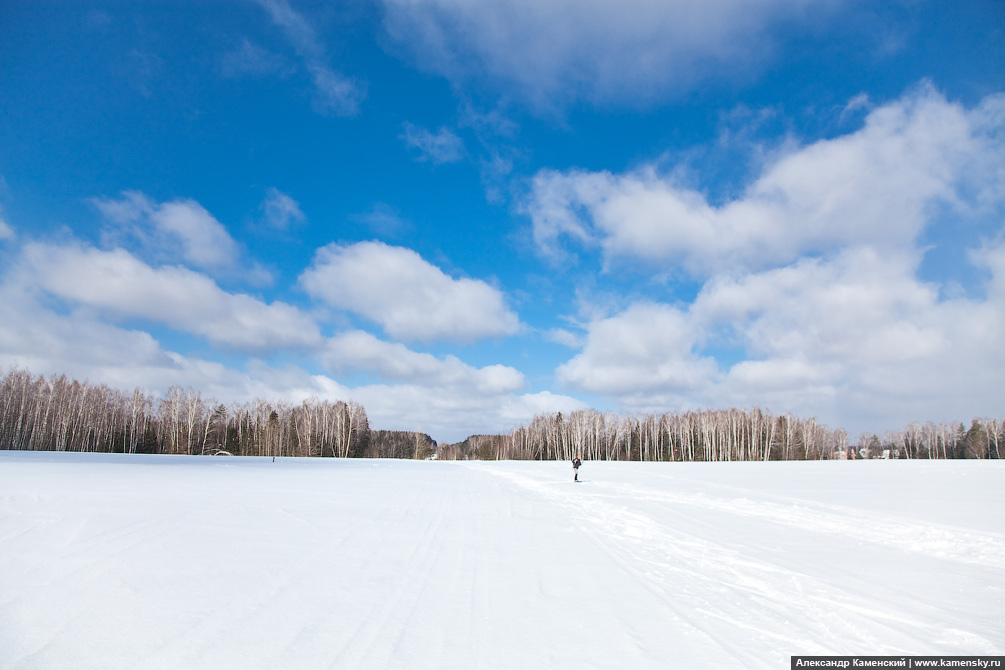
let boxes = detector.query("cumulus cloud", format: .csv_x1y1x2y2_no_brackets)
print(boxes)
0,281,174,383
261,187,306,230
0,329,353,420
0,266,290,402
557,302,719,396
558,244,1005,435
92,191,248,274
401,122,465,163
20,242,321,352
323,330,524,394
152,201,243,269
255,0,365,116
0,226,574,443
348,383,584,442
0,253,574,443
300,241,521,343
529,86,1003,274
545,86,1005,434
382,0,839,108
715,248,1003,428
544,328,582,348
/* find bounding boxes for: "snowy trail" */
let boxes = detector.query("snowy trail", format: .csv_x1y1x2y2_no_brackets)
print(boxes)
474,461,1005,665
1,453,1002,669
586,480,1005,569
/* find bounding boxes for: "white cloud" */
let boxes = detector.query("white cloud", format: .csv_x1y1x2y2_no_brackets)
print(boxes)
971,236,1005,299
300,241,521,343
0,218,14,241
0,270,272,401
539,85,1005,434
255,0,365,116
382,0,839,108
694,249,944,365
840,92,872,122
544,328,582,348
479,151,515,204
529,86,1002,275
0,281,173,382
323,329,524,393
261,187,306,230
20,242,320,352
558,244,1005,436
349,383,584,442
151,200,243,269
91,189,148,225
458,102,519,140
557,302,719,396
308,64,365,117
93,191,247,275
708,247,1004,430
0,253,575,443
401,123,465,163
0,229,574,444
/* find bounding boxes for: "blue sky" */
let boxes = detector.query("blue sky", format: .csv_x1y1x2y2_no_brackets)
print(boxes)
1,0,1003,442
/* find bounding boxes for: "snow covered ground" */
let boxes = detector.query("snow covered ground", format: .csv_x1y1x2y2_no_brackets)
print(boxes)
1,452,1002,669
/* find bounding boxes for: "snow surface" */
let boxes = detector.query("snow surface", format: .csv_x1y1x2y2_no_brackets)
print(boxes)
1,452,1002,669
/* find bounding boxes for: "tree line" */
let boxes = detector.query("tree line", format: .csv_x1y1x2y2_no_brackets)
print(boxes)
0,367,384,458
438,408,1002,461
1,366,999,461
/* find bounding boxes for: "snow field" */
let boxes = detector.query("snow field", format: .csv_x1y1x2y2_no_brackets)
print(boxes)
1,452,1002,669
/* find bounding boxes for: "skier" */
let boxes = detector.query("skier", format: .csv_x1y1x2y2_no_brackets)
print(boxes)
572,454,582,482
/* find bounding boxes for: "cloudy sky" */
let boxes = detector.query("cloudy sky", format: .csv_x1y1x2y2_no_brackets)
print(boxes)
1,1,1002,442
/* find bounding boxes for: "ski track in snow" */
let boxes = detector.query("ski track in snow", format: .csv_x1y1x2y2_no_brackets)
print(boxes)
592,480,1005,570
475,462,1005,666
1,454,1002,669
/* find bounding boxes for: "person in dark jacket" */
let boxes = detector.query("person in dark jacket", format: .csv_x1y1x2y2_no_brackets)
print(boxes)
572,455,582,482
